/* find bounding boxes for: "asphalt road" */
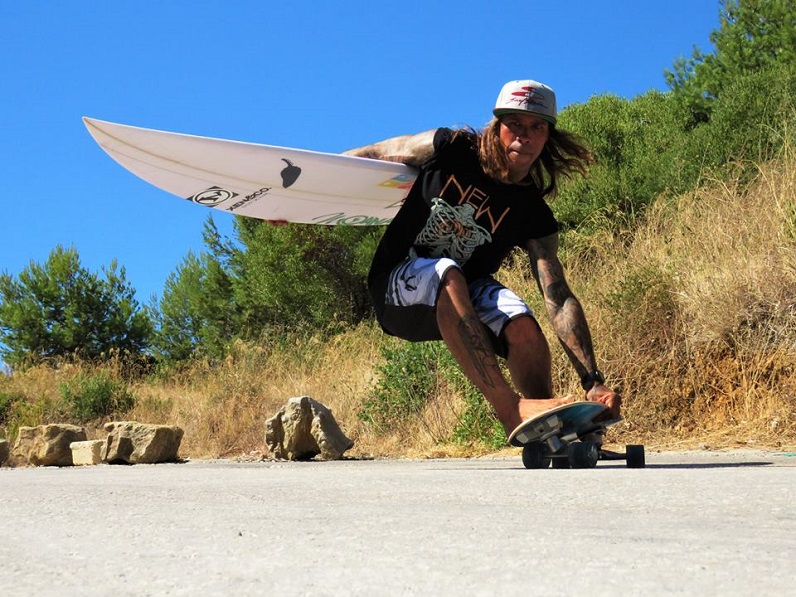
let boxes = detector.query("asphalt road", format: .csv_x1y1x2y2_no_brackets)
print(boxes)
1,450,793,596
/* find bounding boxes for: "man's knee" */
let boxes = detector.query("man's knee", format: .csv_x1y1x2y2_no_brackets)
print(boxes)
503,314,545,345
440,265,466,288
437,267,469,307
503,315,552,363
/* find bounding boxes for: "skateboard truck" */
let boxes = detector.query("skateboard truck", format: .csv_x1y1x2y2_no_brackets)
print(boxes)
509,403,646,469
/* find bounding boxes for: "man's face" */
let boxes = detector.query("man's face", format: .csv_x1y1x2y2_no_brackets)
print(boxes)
498,113,550,176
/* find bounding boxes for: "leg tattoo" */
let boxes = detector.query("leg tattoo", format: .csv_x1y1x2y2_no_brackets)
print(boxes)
458,315,499,389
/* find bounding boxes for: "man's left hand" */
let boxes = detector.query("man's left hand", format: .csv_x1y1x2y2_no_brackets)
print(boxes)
586,384,621,420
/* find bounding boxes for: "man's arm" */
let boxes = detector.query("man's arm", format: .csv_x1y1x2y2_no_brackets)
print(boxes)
527,233,621,414
342,129,437,168
527,233,596,378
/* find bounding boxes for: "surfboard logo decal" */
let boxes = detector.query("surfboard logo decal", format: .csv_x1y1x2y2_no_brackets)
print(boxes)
228,187,272,212
280,159,302,188
379,173,415,190
312,213,393,226
189,187,238,206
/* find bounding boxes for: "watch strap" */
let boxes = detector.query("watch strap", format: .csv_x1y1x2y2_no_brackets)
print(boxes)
581,369,605,391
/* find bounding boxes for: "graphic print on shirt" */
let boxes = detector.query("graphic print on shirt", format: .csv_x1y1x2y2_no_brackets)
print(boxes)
410,197,492,265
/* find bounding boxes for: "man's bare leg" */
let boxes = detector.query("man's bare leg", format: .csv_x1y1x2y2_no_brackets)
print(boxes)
503,316,554,398
436,269,566,433
502,314,572,420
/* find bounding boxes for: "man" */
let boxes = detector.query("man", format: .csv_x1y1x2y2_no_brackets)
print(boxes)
345,79,621,436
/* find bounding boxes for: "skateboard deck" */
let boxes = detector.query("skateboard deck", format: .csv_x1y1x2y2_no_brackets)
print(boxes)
508,402,645,469
508,402,611,447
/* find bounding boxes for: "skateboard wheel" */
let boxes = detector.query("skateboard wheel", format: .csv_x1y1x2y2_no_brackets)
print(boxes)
569,442,599,468
626,444,646,468
522,442,550,469
551,455,570,469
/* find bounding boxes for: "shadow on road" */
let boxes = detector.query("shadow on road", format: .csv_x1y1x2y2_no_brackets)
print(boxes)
446,460,783,471
642,461,775,469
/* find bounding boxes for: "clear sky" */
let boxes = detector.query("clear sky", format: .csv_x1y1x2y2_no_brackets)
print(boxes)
1,1,719,306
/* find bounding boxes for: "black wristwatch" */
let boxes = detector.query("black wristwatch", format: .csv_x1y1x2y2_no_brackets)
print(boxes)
581,369,605,391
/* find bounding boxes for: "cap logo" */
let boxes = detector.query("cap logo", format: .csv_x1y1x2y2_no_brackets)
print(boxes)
494,80,557,123
508,86,550,111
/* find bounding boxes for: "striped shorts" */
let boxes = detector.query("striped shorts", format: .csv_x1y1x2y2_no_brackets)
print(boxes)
376,257,535,356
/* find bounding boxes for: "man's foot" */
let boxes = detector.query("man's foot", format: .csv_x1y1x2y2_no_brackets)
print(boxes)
518,397,571,420
501,397,572,436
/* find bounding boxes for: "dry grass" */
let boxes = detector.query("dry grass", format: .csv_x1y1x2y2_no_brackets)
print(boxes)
3,152,795,456
119,325,469,458
123,325,381,458
544,150,796,450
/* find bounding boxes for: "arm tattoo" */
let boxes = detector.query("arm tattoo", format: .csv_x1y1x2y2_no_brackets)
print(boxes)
342,130,436,167
528,235,597,377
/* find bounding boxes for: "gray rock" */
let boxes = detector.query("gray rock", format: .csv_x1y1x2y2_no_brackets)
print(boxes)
265,396,353,460
70,439,105,466
103,421,184,464
12,424,87,467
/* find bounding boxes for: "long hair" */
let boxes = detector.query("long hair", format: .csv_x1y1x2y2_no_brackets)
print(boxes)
469,117,593,198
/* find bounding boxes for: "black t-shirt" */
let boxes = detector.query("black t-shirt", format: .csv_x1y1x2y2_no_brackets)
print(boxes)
368,127,558,305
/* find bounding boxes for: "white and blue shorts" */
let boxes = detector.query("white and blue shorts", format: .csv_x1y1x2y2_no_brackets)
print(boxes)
374,257,536,357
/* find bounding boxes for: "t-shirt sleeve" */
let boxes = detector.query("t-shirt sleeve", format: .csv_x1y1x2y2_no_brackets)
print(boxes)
418,127,453,170
525,200,559,240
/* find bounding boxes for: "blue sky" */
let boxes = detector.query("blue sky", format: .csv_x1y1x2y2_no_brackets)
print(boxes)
1,1,719,306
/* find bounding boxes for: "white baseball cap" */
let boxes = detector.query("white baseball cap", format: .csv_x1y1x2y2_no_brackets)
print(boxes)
493,80,557,125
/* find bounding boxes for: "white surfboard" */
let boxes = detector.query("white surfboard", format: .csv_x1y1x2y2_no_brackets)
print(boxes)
83,117,418,225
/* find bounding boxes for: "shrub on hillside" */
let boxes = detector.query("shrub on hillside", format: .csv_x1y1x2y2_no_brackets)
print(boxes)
555,91,691,230
58,371,135,421
359,342,442,433
360,340,505,448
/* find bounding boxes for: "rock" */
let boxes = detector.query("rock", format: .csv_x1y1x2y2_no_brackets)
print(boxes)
70,440,105,466
265,396,353,460
103,421,184,464
0,439,8,466
12,424,87,467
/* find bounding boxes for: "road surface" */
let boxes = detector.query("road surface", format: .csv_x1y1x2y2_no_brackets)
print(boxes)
1,450,793,595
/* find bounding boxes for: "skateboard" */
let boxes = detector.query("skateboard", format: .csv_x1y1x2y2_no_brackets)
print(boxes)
507,402,645,469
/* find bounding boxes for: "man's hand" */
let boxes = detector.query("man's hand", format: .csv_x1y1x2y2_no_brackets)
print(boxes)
586,384,621,420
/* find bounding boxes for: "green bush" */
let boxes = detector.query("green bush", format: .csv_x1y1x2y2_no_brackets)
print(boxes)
359,341,442,432
361,340,505,447
554,64,796,234
58,372,134,421
232,218,379,333
0,391,19,425
445,363,505,449
555,91,692,231
2,393,71,439
692,62,796,170
606,263,675,316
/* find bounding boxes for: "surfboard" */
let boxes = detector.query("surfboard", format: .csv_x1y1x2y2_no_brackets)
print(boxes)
83,117,418,226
